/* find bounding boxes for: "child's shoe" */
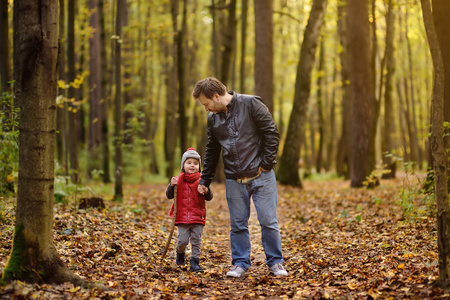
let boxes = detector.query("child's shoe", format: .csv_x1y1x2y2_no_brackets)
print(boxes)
190,257,204,272
176,252,185,266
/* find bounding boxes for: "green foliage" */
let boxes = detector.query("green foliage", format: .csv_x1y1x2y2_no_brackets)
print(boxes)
53,162,85,204
0,91,19,197
397,171,436,222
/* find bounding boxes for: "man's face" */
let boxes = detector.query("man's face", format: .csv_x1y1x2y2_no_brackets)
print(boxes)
197,94,223,114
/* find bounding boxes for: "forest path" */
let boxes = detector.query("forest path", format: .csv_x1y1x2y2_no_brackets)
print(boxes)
0,173,446,299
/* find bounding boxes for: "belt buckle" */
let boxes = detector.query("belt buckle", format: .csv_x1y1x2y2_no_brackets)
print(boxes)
237,169,262,184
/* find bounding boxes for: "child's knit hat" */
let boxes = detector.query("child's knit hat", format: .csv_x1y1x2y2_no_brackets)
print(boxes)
181,148,201,170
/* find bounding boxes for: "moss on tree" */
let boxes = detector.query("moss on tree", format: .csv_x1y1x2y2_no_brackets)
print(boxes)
1,224,32,282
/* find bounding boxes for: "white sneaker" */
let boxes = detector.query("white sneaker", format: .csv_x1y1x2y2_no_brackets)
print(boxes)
226,265,247,277
270,263,288,276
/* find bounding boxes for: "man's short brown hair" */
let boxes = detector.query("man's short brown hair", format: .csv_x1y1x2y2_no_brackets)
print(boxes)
192,77,227,99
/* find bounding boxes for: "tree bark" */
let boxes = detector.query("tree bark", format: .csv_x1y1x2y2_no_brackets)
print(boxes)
432,0,450,190
254,0,274,113
277,0,328,187
99,0,111,183
420,0,450,287
336,0,351,179
114,0,125,201
315,38,325,173
219,0,236,86
404,7,421,167
67,0,80,183
177,0,188,152
382,0,397,179
239,0,248,94
0,0,11,95
3,0,86,286
88,0,103,169
347,0,372,187
367,0,379,175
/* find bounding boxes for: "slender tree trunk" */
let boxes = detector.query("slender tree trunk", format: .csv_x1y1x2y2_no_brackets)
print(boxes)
3,0,86,286
114,0,125,201
122,2,133,146
396,81,410,161
367,0,379,174
254,0,274,113
177,0,188,152
88,0,103,172
56,0,65,167
405,7,421,167
99,0,111,183
239,0,248,94
382,0,397,179
277,0,328,187
163,0,179,179
347,0,372,187
315,38,325,173
67,0,80,183
336,0,351,178
420,0,449,287
0,0,14,194
326,65,337,171
0,0,11,95
219,0,236,86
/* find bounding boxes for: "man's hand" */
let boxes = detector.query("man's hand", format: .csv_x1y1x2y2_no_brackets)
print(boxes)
259,166,269,172
198,184,208,195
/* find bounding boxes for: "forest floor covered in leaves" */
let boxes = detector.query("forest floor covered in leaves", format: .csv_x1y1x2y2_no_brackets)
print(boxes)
0,172,448,299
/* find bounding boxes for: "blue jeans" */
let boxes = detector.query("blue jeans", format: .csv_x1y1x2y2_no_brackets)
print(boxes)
225,169,283,270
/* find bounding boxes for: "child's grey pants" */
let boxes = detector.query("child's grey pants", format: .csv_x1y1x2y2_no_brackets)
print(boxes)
176,224,204,259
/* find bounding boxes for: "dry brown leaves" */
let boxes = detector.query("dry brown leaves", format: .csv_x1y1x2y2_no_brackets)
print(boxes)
0,173,447,299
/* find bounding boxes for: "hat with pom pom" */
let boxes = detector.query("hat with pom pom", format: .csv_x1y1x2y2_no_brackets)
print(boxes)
181,148,201,170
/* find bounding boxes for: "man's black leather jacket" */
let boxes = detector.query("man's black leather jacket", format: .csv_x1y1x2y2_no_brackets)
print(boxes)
200,92,279,187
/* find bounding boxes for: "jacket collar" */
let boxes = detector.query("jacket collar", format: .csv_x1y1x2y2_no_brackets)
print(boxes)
226,91,237,112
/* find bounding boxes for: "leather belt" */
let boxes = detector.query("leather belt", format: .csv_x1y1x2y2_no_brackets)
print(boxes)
236,168,262,184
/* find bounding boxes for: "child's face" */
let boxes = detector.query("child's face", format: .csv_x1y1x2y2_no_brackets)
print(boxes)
183,158,200,174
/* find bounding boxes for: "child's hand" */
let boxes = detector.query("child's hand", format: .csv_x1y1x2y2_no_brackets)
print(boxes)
197,184,208,195
171,177,178,185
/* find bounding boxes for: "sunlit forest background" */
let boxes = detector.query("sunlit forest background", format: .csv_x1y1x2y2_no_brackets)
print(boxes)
0,0,436,195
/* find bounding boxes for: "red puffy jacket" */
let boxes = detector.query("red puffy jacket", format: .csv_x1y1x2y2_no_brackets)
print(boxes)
166,176,213,226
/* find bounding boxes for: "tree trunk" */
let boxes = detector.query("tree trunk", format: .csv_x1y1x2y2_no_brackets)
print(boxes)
99,0,111,183
0,0,11,95
382,0,397,179
254,0,274,113
67,0,80,183
56,0,65,167
219,0,236,86
396,80,410,161
420,0,450,287
114,0,125,201
3,0,85,286
122,2,133,146
404,7,421,167
177,0,188,152
315,38,325,173
277,0,328,187
432,0,450,190
347,0,372,187
367,0,378,175
88,0,103,171
163,0,179,179
336,0,351,179
239,0,248,94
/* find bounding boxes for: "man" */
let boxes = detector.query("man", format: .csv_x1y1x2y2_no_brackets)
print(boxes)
193,77,287,277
